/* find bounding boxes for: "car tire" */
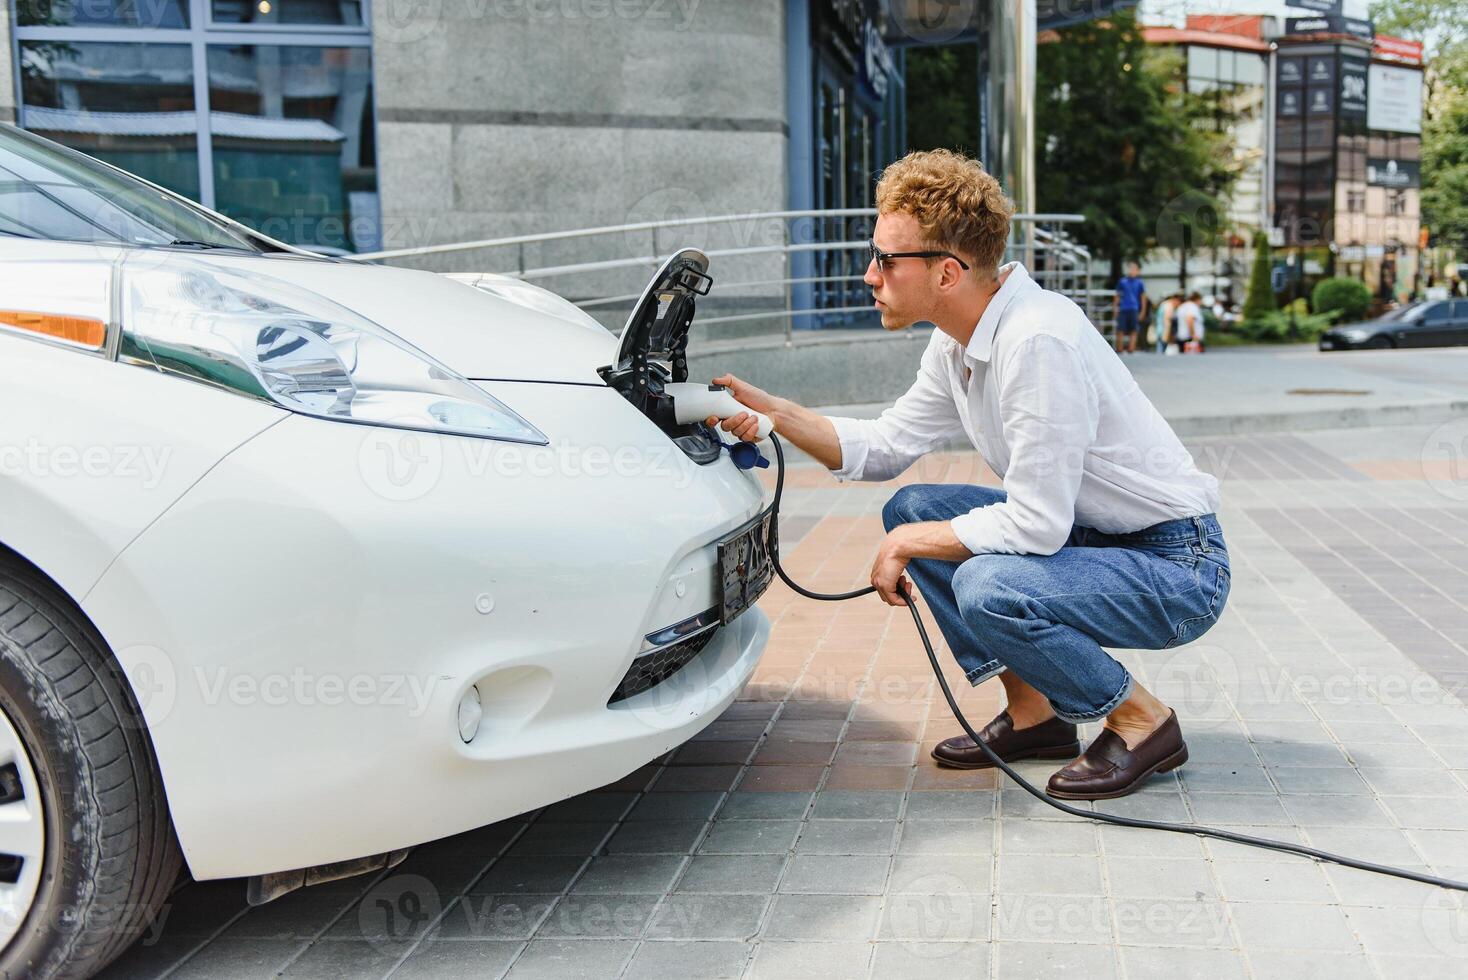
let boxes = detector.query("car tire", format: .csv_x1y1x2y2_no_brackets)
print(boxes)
0,559,181,979
1367,336,1394,349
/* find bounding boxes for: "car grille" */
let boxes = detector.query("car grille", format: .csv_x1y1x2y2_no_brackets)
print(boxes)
607,628,719,704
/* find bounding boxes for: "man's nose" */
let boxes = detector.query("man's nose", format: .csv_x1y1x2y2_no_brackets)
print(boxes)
863,259,881,287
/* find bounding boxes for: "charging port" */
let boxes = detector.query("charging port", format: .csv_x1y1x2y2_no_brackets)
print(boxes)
598,248,722,464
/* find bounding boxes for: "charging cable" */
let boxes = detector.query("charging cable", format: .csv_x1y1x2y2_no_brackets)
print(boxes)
762,432,1468,892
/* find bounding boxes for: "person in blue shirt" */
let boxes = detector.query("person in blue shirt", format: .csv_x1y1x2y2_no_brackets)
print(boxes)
1113,262,1148,354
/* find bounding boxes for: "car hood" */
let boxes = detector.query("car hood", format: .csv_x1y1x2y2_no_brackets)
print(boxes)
202,254,617,384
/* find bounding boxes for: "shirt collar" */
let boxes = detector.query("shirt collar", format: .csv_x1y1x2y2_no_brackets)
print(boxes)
963,261,1031,363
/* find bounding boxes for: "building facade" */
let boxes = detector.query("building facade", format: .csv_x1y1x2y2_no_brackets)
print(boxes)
1139,5,1428,307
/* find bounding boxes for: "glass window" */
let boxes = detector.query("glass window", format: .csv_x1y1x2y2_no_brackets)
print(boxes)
1235,53,1265,87
18,0,190,28
0,125,262,248
1189,46,1218,82
211,0,364,26
206,44,377,252
19,41,201,200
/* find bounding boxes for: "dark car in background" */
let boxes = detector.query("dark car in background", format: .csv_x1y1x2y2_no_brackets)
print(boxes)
1319,300,1468,350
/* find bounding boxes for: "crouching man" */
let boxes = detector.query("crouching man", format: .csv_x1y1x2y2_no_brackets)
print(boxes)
709,150,1227,799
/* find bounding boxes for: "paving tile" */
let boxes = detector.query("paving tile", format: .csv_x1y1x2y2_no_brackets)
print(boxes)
389,938,522,980
570,855,685,895
1227,902,1358,952
998,853,1105,897
605,819,708,854
717,792,812,820
895,820,994,855
992,894,1112,944
1000,819,1097,855
796,819,899,855
780,854,889,895
761,894,881,941
698,819,800,855
1212,860,1335,904
646,894,768,941
996,941,1118,977
533,895,660,939
807,790,904,820
1342,903,1468,958
436,895,555,940
623,940,751,980
470,856,586,896
886,855,992,895
676,855,787,895
878,892,990,942
503,938,635,979
748,940,872,979
1112,898,1233,948
1238,950,1374,979
625,791,725,822
1104,857,1218,900
868,940,990,978
1121,945,1248,979
901,791,992,821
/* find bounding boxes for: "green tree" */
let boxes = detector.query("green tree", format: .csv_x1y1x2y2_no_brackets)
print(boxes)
1035,11,1240,283
906,45,982,157
1242,230,1276,321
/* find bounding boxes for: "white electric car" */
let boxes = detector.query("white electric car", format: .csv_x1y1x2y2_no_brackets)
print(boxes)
0,124,771,978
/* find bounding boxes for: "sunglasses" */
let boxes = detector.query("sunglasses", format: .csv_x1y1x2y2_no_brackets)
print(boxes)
868,239,971,271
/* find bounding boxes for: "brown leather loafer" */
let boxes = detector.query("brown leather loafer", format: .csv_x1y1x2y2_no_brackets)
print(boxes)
1045,710,1188,800
931,711,1081,770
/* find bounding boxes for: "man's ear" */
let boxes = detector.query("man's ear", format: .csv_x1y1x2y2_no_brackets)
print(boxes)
940,258,966,290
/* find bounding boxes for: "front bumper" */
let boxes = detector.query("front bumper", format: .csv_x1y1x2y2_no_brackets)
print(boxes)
84,381,770,880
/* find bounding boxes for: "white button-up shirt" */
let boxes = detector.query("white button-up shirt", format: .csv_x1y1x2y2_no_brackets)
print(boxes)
828,262,1221,556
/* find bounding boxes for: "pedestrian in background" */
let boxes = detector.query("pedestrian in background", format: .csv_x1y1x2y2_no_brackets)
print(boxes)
1155,293,1182,355
1175,292,1204,354
1113,261,1148,355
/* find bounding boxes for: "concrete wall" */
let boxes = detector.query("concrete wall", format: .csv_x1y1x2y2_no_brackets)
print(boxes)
0,2,14,124
686,325,932,410
371,0,791,330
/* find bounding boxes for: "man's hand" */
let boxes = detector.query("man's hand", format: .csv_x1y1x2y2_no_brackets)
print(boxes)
870,530,914,606
870,521,976,606
704,373,783,443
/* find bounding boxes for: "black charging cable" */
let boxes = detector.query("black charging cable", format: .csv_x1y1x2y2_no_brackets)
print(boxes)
762,433,1468,892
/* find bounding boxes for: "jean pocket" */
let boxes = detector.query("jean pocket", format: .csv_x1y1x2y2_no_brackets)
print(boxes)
1164,561,1230,649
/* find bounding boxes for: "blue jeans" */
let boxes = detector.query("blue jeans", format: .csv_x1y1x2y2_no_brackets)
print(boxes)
883,484,1231,723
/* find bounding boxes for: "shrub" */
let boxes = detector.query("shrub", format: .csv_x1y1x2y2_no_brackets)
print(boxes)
1310,277,1371,323
1242,230,1276,321
1236,308,1338,343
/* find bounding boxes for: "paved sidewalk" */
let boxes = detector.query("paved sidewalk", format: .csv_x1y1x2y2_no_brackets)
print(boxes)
100,421,1468,979
817,345,1468,437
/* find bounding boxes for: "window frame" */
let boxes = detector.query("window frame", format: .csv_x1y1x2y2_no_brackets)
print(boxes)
11,0,375,212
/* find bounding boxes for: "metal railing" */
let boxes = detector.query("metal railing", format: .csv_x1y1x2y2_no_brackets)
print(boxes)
349,208,1091,343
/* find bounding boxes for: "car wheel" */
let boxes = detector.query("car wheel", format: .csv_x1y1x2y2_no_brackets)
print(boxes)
1367,336,1394,349
0,559,181,979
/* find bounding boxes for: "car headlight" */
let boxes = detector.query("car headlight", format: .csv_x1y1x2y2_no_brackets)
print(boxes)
1338,328,1370,342
120,260,547,444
